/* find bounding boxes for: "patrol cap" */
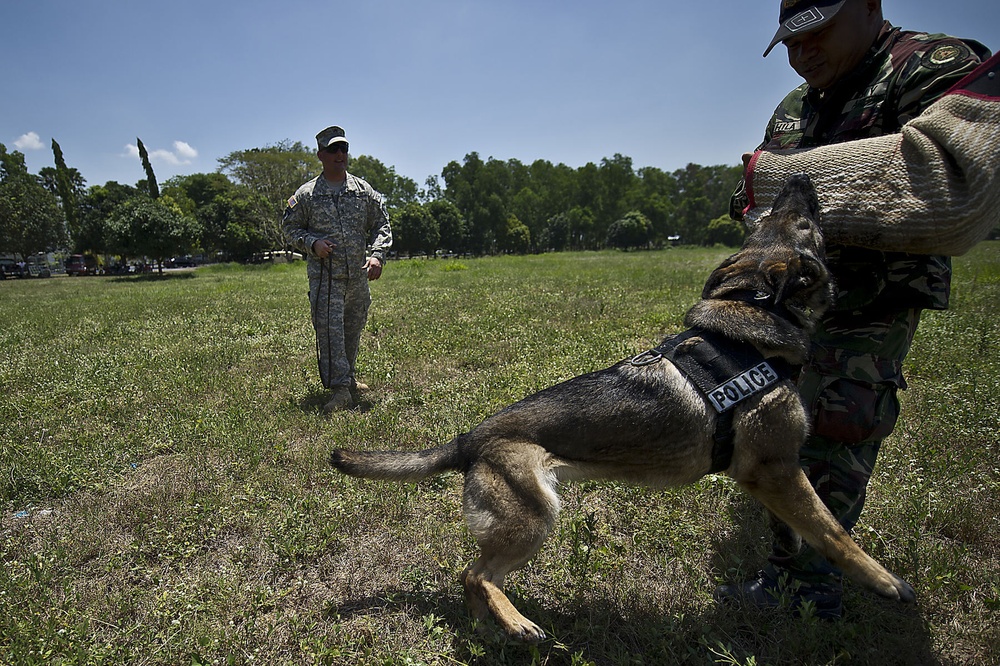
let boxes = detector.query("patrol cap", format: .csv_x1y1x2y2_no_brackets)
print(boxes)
316,125,348,150
763,0,849,57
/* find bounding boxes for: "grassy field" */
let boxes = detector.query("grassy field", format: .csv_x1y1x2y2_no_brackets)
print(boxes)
1,244,998,665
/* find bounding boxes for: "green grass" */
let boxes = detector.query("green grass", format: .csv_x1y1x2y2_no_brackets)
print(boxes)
1,244,998,665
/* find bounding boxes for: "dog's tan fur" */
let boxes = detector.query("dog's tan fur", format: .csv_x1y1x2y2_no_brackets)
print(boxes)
331,175,916,642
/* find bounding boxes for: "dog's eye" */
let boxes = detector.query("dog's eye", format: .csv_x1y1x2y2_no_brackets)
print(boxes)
797,220,812,231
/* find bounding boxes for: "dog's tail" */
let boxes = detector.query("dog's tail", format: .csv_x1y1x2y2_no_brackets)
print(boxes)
330,436,466,482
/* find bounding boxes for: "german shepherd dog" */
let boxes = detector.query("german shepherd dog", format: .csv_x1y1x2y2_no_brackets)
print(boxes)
331,174,916,642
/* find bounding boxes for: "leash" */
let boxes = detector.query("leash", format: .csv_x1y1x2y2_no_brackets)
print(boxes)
314,254,336,389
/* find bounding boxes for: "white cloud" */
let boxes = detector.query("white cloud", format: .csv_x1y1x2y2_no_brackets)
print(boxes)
124,140,199,166
14,131,44,151
173,141,198,160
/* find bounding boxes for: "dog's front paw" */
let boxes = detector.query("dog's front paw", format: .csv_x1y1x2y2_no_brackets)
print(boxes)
893,576,916,604
505,618,546,644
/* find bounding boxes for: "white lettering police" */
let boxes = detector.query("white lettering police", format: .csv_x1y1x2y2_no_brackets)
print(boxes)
708,362,780,412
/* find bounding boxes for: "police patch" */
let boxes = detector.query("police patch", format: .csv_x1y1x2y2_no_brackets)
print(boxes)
924,43,969,69
707,362,781,413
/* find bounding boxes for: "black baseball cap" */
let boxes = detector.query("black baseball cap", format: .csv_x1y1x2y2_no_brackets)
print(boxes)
763,0,849,57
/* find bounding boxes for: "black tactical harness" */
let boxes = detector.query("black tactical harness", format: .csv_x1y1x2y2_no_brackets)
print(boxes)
630,328,794,473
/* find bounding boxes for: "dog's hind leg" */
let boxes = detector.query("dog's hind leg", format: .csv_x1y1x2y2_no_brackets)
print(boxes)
736,461,916,604
459,443,561,642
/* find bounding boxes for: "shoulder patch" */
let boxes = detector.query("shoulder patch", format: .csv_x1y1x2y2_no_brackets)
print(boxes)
924,43,970,69
287,195,298,209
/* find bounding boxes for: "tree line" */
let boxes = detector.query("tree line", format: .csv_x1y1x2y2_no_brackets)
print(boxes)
1,139,747,271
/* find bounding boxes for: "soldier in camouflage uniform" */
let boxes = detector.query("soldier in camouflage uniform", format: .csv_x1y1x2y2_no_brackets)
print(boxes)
282,126,393,412
719,0,989,618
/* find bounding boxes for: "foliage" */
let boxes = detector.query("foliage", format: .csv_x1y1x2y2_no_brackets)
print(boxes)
3,129,747,263
426,198,466,253
105,197,201,272
136,137,160,199
76,181,141,255
500,214,531,254
707,213,746,247
217,140,316,249
393,201,440,256
0,143,66,259
606,210,653,250
162,173,270,261
347,154,421,212
48,139,84,242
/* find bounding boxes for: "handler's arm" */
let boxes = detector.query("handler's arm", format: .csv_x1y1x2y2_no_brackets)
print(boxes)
744,54,1000,257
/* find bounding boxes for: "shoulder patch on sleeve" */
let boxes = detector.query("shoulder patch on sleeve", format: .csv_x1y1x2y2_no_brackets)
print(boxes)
924,43,970,69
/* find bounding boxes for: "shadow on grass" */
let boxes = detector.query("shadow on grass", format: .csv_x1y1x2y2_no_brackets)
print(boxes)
298,389,375,414
326,584,934,664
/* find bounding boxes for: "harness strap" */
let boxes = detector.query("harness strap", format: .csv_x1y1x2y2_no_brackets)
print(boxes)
632,328,794,474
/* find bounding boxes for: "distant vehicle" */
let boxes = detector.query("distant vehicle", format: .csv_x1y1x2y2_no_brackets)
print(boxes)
170,255,198,268
65,255,90,276
0,260,23,279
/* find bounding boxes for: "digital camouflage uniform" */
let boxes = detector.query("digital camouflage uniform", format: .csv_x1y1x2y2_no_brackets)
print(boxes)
283,173,392,390
731,23,988,594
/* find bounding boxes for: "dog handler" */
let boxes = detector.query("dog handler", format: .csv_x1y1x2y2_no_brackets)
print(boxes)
282,126,393,412
721,0,991,618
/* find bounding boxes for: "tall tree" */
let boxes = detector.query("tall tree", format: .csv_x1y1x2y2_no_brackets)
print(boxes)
136,138,160,199
0,143,65,259
50,139,83,242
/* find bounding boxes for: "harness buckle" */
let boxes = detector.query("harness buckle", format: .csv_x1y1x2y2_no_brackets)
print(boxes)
629,349,663,367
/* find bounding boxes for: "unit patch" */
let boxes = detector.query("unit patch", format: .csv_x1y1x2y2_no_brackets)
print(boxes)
924,44,969,70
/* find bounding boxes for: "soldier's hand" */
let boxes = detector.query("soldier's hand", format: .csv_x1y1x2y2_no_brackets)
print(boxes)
365,257,383,281
312,239,335,259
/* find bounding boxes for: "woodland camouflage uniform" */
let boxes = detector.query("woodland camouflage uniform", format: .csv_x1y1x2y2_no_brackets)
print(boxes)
731,22,988,597
283,173,392,391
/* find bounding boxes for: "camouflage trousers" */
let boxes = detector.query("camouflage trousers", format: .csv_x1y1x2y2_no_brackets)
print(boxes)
309,271,371,390
766,306,922,589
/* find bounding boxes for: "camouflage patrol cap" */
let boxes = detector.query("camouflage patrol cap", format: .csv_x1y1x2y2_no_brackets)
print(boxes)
316,125,348,150
764,0,849,57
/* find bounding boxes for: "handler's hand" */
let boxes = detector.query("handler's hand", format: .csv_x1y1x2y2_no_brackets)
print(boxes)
365,257,383,281
312,239,335,259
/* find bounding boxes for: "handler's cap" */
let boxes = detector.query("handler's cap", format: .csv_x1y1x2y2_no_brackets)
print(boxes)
763,0,849,57
316,125,348,150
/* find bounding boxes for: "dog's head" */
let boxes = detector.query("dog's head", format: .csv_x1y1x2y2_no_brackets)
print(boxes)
701,174,835,329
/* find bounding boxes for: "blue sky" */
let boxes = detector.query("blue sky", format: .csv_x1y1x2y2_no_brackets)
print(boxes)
2,1,995,191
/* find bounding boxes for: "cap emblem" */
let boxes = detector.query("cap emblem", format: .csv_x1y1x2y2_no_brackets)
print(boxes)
786,6,826,33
